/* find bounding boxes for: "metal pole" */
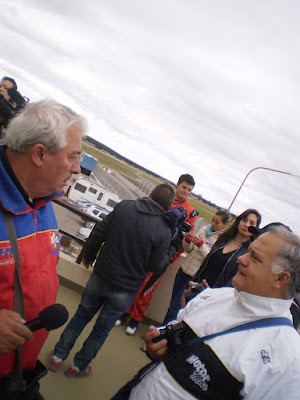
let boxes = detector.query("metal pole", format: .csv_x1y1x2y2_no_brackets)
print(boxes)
228,167,297,211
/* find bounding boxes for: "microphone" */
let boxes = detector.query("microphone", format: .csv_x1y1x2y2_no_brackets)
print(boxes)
25,304,69,332
248,226,261,236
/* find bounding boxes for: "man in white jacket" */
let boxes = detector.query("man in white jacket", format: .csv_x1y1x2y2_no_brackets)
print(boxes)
120,225,300,400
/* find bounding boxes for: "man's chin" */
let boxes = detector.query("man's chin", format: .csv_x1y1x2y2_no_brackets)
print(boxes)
232,273,244,290
176,196,187,202
54,186,65,194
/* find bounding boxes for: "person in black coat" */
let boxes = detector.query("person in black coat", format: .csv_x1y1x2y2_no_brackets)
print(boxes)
49,184,180,377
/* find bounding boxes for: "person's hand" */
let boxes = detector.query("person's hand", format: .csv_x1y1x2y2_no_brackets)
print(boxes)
188,281,198,288
82,258,93,269
0,309,33,354
201,279,210,289
144,325,168,360
180,281,199,308
185,233,203,247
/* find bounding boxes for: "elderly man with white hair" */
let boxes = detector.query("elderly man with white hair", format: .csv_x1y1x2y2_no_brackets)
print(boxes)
113,226,300,400
0,99,86,399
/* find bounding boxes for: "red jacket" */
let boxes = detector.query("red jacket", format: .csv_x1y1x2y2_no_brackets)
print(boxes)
171,198,198,262
0,152,60,374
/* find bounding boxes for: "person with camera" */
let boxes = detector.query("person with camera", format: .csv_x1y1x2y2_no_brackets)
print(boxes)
48,184,180,377
162,208,230,325
0,99,86,398
113,226,300,399
116,174,198,336
0,77,28,138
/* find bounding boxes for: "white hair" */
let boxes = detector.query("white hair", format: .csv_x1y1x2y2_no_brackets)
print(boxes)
5,99,87,153
268,226,300,298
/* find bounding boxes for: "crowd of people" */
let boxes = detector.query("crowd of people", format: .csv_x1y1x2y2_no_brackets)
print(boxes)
0,75,299,399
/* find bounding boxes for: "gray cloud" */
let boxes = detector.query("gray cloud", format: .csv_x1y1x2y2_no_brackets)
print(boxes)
1,0,299,232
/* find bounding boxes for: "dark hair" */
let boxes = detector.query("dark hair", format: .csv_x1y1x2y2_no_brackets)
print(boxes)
151,184,175,210
1,76,17,89
215,208,230,224
261,222,293,234
215,208,261,245
177,174,195,187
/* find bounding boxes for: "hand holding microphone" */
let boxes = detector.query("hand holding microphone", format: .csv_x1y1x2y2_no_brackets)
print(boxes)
25,304,69,332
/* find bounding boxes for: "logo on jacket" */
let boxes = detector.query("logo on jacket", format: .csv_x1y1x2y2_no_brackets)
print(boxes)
50,232,60,256
186,354,211,391
0,246,14,257
261,350,270,364
51,232,60,248
0,246,24,266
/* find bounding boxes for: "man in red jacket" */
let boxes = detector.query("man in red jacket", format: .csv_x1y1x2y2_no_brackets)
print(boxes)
0,99,86,398
119,174,198,336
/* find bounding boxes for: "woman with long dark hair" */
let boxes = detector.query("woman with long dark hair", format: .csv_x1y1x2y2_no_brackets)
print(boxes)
165,209,262,323
192,209,261,288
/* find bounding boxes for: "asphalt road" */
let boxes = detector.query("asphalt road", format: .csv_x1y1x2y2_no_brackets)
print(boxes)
53,201,85,240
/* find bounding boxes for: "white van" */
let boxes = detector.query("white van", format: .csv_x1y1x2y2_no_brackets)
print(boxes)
67,177,120,212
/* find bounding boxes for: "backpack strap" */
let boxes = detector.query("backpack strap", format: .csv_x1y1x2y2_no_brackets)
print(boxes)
187,317,294,346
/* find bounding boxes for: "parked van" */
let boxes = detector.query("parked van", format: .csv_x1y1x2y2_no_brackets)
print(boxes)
67,177,120,212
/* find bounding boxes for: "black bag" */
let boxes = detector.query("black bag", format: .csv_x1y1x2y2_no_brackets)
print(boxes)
0,360,47,400
111,317,295,399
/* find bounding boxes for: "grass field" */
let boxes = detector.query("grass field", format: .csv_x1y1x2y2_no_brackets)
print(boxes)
82,143,140,179
82,141,217,224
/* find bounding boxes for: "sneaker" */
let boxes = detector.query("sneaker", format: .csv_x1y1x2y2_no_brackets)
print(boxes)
125,325,137,336
115,313,128,327
125,319,139,336
64,364,92,377
48,351,62,372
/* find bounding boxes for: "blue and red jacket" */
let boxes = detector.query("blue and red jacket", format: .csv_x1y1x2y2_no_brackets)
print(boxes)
0,150,61,375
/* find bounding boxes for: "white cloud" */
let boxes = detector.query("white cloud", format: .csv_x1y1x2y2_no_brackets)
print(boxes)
0,0,299,232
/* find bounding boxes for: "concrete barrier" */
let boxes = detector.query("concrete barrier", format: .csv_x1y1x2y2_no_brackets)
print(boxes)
56,251,184,325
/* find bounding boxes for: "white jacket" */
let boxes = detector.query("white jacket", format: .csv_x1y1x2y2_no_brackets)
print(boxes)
130,288,300,399
181,225,220,277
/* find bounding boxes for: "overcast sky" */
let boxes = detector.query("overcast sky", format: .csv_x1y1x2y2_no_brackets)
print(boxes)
1,0,299,233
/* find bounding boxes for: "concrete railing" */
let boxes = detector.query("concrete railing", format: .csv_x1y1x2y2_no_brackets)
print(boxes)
57,251,183,325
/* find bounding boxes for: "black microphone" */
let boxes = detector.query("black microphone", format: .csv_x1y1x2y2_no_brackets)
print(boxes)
25,304,69,332
248,226,261,236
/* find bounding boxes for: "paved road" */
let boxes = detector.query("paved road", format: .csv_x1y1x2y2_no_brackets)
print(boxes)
53,201,84,239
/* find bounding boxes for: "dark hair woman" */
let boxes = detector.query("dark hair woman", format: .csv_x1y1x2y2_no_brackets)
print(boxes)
192,208,261,288
165,209,262,323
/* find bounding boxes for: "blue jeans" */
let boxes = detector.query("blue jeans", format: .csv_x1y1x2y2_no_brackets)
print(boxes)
163,268,191,325
53,272,136,371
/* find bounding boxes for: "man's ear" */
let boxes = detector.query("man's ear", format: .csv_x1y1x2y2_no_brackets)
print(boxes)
31,144,46,167
274,271,291,289
149,192,152,199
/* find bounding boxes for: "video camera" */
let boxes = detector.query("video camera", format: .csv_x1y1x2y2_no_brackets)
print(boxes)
0,87,28,126
164,205,192,239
